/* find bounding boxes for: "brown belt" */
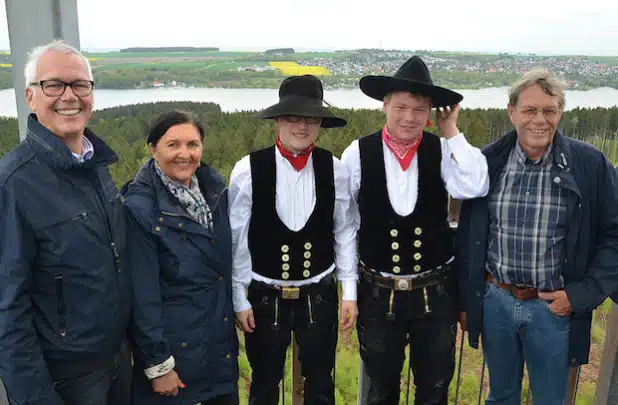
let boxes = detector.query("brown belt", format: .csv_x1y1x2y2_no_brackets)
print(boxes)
486,272,538,300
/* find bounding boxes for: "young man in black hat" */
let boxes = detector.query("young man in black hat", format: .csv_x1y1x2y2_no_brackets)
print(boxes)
229,75,358,405
341,56,489,405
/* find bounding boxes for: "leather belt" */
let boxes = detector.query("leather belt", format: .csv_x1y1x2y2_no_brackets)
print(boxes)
486,272,538,300
360,263,450,292
252,275,335,300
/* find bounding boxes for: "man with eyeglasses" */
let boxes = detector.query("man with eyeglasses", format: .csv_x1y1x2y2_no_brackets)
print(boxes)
457,68,618,404
0,40,131,405
229,75,357,405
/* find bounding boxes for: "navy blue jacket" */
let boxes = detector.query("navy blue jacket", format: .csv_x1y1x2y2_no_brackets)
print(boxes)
122,159,238,404
0,115,131,405
457,129,618,366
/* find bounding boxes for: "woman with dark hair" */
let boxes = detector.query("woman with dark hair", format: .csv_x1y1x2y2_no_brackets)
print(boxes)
122,111,239,405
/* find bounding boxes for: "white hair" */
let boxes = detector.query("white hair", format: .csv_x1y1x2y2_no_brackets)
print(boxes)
24,39,93,85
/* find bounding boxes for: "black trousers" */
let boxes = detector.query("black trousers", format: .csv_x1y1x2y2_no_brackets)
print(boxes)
51,340,132,405
244,275,338,405
200,392,239,405
357,274,459,405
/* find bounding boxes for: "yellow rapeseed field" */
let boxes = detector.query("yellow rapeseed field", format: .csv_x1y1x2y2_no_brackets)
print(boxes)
269,61,331,76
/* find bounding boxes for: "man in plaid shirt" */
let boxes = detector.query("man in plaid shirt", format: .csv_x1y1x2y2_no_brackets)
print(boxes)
457,68,618,405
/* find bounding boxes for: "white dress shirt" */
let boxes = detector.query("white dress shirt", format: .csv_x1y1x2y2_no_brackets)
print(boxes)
72,135,94,163
341,133,489,276
229,148,358,313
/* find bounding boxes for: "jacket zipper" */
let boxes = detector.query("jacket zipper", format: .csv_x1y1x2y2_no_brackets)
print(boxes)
52,212,88,228
55,276,67,338
86,175,121,272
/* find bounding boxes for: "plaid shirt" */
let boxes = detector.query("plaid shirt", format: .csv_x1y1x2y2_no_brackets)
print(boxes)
486,142,567,290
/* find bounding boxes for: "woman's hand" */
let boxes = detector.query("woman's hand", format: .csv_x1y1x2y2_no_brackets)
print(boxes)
152,369,185,396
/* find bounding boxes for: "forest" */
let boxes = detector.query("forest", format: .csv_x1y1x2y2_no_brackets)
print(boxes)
1,101,617,186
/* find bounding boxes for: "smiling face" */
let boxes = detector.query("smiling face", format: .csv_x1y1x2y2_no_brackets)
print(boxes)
150,123,203,186
275,116,321,154
26,50,93,143
508,84,562,161
382,91,432,142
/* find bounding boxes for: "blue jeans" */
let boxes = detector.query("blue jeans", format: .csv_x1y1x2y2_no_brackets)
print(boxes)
482,281,570,405
52,341,132,405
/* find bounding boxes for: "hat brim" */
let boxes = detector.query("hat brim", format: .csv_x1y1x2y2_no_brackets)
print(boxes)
360,76,463,107
254,99,346,128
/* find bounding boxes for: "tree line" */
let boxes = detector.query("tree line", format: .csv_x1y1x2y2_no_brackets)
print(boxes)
1,102,618,187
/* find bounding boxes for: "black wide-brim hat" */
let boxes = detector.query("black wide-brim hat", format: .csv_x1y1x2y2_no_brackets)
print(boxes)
255,75,346,128
360,56,463,107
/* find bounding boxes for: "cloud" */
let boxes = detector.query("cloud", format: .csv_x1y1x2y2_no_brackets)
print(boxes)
0,0,616,54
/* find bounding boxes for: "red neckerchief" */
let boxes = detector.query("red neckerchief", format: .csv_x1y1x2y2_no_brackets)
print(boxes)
275,136,315,171
381,124,424,171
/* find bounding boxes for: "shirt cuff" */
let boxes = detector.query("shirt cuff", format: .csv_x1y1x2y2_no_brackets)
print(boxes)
341,279,358,301
144,356,175,380
444,132,468,152
233,285,252,313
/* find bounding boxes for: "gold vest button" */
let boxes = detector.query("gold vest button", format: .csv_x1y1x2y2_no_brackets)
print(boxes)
282,263,290,271
281,272,290,280
281,245,290,253
414,240,422,248
414,265,422,272
392,255,400,263
414,253,422,261
303,260,311,268
282,254,290,262
304,251,312,259
304,242,312,250
303,270,311,278
391,242,399,250
414,227,423,235
392,266,401,274
390,229,399,237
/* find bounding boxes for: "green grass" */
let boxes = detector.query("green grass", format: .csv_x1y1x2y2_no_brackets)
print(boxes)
85,51,259,59
92,61,269,71
587,56,618,66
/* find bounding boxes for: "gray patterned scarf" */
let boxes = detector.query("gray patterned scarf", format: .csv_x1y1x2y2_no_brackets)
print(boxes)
154,161,213,230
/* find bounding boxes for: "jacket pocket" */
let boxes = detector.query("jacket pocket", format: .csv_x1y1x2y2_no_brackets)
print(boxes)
55,275,68,339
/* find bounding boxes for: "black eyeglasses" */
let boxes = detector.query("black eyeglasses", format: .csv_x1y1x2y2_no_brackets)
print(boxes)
281,115,322,125
30,80,95,97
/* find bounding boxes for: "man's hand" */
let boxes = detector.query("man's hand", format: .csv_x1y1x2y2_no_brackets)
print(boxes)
459,311,467,332
152,370,185,396
436,104,461,139
340,300,358,331
538,290,572,316
235,308,255,333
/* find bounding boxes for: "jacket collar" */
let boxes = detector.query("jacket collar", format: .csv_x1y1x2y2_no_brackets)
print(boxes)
129,158,225,217
25,113,118,170
484,129,579,196
484,129,573,171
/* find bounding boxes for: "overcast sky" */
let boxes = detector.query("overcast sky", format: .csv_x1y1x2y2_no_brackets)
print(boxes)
0,0,617,55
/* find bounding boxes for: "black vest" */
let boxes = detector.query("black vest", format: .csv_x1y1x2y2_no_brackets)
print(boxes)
248,146,335,281
358,131,453,275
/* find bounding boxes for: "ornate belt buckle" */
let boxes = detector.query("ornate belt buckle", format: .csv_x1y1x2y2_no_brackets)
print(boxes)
281,287,300,300
395,278,411,291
